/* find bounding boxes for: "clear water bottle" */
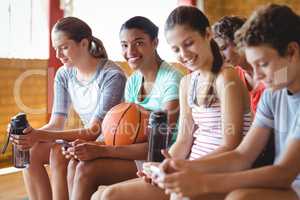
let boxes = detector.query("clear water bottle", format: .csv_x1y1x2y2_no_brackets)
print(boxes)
10,113,30,168
147,111,169,162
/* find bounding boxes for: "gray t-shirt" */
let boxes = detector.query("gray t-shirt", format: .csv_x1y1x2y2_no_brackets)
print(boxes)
253,88,300,182
52,59,126,127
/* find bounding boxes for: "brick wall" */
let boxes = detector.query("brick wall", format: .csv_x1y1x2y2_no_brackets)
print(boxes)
0,59,48,167
204,0,300,24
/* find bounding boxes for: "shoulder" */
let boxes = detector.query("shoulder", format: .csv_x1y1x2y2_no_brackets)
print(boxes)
179,73,193,91
159,61,183,79
215,65,241,88
100,60,126,81
55,66,75,84
102,60,125,76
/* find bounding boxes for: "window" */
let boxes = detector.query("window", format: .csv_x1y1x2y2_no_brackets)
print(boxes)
0,0,49,59
72,0,178,61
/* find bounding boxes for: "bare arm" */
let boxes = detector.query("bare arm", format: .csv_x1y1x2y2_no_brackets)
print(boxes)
35,117,101,142
203,67,250,156
161,125,273,196
206,133,300,194
168,75,194,159
187,125,272,173
85,92,181,160
12,116,102,149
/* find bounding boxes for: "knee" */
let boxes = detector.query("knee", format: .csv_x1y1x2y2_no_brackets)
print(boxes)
49,144,68,169
75,161,95,182
91,186,107,200
225,189,255,200
100,186,120,200
27,143,49,168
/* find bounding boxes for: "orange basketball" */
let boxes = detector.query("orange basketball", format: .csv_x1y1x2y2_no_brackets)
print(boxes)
102,102,150,146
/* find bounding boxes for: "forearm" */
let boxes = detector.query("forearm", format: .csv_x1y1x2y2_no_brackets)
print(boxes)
35,128,99,142
189,150,251,173
100,142,148,160
199,145,238,160
168,141,191,159
207,165,294,194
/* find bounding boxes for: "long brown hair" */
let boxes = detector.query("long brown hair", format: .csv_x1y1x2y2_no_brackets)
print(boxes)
165,6,224,107
52,17,108,59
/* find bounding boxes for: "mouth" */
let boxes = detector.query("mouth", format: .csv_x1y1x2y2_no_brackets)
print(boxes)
60,58,69,64
127,56,142,63
183,56,198,66
263,80,273,87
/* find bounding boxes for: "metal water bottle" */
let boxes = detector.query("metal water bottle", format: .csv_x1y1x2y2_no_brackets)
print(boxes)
11,113,30,168
147,111,169,162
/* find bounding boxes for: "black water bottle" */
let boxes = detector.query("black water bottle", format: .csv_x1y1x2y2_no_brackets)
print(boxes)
11,113,30,168
147,111,169,162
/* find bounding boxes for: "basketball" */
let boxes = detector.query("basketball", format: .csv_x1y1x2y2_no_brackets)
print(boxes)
102,102,150,146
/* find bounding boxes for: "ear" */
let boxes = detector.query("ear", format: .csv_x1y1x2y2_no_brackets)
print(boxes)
152,38,159,49
80,38,89,48
286,42,300,61
205,27,213,41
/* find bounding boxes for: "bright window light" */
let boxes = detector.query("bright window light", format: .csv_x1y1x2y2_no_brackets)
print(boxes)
72,0,178,62
0,0,49,59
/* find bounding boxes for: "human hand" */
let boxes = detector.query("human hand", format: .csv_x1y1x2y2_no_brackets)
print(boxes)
71,141,103,161
161,160,209,198
62,139,85,159
10,126,39,150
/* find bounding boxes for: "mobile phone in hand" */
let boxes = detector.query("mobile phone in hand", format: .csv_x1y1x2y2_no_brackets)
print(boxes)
143,165,165,180
55,139,72,149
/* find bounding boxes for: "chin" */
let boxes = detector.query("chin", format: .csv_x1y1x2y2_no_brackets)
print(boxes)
64,63,74,68
128,63,140,71
269,83,288,91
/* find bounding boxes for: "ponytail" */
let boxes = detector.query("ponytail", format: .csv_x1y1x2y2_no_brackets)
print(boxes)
89,36,108,59
203,39,223,107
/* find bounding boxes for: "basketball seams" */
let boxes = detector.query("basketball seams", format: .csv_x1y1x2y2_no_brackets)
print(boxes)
113,103,132,145
133,106,142,143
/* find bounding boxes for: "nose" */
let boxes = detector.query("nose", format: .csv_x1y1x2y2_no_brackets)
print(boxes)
253,65,264,81
179,48,191,61
55,48,62,59
127,44,137,56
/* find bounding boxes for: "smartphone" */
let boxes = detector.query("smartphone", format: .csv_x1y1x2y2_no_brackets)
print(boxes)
55,139,72,149
143,165,165,179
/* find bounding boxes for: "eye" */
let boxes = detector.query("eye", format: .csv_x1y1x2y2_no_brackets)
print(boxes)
184,40,194,48
260,62,269,68
171,47,179,53
121,43,128,49
62,46,68,50
135,41,144,47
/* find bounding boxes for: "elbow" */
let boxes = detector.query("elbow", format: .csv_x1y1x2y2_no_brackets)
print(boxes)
87,123,101,140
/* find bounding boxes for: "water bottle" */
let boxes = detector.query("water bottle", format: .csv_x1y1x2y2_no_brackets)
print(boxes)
10,113,30,168
147,111,169,162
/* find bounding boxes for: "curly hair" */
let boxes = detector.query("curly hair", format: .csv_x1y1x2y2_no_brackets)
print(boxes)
235,4,300,56
212,16,246,42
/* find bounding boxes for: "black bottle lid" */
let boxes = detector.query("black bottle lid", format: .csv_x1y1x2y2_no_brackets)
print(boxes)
148,111,167,126
13,113,28,127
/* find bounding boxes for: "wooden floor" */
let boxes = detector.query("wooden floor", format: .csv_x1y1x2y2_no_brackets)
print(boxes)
0,170,27,200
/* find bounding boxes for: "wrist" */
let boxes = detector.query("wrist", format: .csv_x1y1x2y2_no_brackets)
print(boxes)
96,144,108,158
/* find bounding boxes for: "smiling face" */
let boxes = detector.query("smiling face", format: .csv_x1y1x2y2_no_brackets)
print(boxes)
245,44,298,91
51,30,85,67
214,37,244,67
119,28,157,71
165,25,212,72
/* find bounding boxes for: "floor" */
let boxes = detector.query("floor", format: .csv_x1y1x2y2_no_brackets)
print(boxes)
0,170,27,200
